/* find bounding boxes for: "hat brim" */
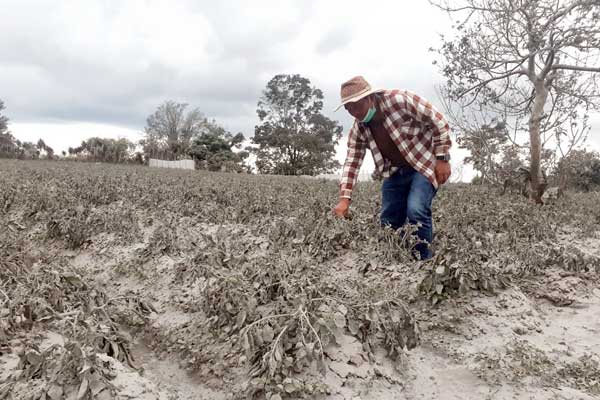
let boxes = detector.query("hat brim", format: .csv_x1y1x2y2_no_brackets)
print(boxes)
333,88,385,112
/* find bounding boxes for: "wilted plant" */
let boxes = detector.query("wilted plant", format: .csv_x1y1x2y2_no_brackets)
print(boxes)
1,159,599,399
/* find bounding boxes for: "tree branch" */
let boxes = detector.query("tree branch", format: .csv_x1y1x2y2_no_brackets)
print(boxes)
542,0,598,31
550,64,600,73
539,33,556,80
458,69,527,99
428,0,505,13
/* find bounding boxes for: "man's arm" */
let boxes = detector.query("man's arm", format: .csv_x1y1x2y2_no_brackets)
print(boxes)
395,91,452,156
339,121,367,200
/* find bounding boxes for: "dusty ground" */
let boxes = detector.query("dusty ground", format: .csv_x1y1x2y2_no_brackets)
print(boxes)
3,222,598,400
2,162,600,399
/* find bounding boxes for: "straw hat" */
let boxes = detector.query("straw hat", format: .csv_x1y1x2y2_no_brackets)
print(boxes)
334,76,384,111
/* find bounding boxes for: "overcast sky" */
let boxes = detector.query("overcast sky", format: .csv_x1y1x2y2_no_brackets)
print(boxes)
2,0,599,179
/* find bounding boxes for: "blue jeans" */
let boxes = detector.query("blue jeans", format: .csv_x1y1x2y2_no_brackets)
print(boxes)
380,167,437,260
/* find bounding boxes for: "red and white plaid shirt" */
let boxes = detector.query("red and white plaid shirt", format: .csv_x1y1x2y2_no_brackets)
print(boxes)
339,90,452,200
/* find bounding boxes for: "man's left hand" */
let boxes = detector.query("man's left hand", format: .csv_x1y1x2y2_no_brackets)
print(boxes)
435,160,451,185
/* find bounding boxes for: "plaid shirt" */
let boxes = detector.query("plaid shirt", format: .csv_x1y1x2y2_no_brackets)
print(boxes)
339,90,452,200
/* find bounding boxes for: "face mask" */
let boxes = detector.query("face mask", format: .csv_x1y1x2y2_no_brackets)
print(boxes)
361,106,376,123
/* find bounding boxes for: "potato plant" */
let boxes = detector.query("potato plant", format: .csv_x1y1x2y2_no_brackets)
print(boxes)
1,160,599,399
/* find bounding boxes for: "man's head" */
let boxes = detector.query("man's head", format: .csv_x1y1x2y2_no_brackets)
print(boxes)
335,76,382,121
344,96,374,121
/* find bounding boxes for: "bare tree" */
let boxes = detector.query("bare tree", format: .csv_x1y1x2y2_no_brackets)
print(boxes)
142,101,205,160
431,0,600,203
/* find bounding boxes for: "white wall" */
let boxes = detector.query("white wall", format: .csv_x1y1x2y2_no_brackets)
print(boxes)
148,159,195,170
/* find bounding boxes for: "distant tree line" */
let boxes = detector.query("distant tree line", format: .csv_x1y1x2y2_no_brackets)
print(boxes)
68,137,142,164
0,101,56,160
0,73,344,175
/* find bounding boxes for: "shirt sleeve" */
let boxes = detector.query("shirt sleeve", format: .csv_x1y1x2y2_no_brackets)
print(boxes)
396,91,452,157
339,121,367,200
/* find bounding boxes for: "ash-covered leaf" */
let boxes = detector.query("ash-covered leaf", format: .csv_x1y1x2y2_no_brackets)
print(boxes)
262,325,275,343
77,377,89,400
333,312,346,328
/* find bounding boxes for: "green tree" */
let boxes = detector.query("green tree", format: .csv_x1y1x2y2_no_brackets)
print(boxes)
252,74,343,176
36,138,55,160
0,100,18,158
188,120,248,172
0,100,8,136
0,132,18,158
19,142,40,159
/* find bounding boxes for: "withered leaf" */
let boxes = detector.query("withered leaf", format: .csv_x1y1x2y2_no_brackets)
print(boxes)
47,384,63,400
295,347,307,361
284,381,297,393
76,377,89,400
79,360,91,375
348,319,359,335
110,341,120,360
254,330,264,347
317,304,331,313
273,345,282,363
317,355,327,376
26,350,43,366
262,325,275,343
88,372,106,396
435,284,444,295
268,354,278,376
333,312,346,328
242,333,251,351
236,310,247,329
305,342,315,359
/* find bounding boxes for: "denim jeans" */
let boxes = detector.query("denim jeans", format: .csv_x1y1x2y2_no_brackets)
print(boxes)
380,167,437,260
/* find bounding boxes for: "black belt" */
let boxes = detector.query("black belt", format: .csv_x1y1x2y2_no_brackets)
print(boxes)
391,161,412,169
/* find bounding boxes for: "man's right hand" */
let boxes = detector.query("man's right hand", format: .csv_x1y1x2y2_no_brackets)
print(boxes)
332,198,351,218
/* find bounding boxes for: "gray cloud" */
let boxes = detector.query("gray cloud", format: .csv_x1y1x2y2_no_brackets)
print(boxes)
0,0,318,133
316,28,353,55
1,0,598,165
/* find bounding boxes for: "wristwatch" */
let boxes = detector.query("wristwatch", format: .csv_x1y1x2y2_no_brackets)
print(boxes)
436,154,451,161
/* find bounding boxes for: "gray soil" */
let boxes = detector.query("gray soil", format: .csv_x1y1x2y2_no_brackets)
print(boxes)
3,225,600,400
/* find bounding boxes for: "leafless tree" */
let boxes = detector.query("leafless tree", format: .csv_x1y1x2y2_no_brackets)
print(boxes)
431,0,600,203
143,101,205,160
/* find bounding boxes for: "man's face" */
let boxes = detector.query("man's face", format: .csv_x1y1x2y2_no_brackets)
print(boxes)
344,96,371,121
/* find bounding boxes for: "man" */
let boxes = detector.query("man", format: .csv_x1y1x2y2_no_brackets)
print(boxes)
332,76,452,260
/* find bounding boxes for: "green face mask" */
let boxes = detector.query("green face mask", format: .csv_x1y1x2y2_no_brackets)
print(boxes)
361,106,376,123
